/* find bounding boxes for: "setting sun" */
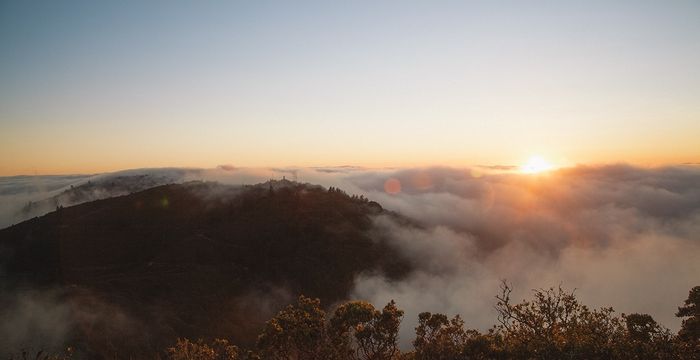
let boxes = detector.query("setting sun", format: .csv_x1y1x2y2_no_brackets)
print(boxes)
521,156,554,174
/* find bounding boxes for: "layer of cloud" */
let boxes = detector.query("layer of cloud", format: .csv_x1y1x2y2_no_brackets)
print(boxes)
0,287,138,357
1,164,698,348
344,165,700,345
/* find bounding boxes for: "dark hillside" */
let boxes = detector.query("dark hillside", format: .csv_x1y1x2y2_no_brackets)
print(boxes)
0,181,412,356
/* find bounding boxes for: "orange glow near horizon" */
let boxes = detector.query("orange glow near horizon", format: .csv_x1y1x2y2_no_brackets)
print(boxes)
0,152,699,177
521,156,555,174
1,2,700,177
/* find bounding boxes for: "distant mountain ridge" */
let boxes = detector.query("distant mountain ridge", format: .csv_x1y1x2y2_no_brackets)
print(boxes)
3,169,198,228
0,181,413,356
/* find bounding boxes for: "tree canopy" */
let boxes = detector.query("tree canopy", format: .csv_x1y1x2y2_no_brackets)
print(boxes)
12,283,699,359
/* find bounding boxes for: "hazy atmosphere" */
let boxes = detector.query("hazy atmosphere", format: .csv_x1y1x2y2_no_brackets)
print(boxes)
1,1,699,359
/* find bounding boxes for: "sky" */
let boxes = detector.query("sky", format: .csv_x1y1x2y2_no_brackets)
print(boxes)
1,0,699,175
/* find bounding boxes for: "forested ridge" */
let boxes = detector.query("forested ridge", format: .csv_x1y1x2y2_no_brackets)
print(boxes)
0,181,411,356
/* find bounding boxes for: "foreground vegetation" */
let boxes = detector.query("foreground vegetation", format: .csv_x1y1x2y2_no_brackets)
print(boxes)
14,283,699,359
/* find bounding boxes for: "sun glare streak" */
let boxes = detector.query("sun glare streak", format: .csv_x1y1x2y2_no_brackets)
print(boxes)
521,156,554,174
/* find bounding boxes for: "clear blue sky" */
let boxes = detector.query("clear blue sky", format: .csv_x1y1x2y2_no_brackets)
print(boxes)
1,1,699,174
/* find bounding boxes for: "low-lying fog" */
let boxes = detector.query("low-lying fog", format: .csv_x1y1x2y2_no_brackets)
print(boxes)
2,164,699,345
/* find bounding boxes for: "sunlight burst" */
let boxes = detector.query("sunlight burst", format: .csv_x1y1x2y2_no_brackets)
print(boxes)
521,156,554,174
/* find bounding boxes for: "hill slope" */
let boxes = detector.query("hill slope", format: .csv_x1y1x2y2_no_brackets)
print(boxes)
0,181,412,355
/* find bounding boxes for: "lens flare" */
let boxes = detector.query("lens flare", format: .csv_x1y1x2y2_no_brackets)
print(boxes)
384,178,402,194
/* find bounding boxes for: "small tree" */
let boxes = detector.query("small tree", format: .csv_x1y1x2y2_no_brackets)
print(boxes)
624,313,667,343
677,286,700,342
618,313,675,359
676,286,700,357
167,338,239,360
413,312,468,360
330,300,403,360
494,281,625,359
256,296,335,360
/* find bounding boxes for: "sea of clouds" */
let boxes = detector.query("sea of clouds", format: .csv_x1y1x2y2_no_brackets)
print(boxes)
1,163,699,348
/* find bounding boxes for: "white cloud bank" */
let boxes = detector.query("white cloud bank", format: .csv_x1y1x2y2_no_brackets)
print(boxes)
1,164,698,345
